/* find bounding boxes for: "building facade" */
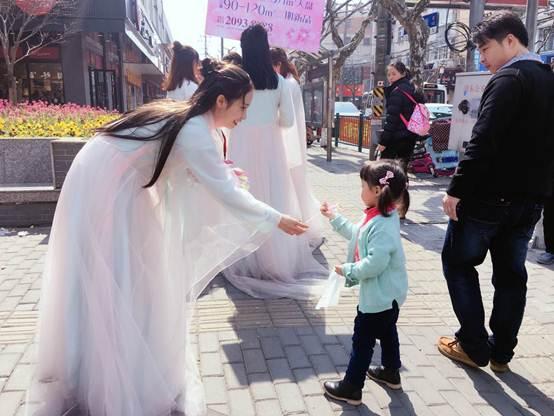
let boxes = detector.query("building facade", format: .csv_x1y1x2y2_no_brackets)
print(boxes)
320,11,376,107
0,0,172,112
390,8,469,94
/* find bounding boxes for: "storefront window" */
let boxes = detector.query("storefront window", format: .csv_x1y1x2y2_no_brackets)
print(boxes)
28,62,64,104
89,69,118,110
15,62,29,103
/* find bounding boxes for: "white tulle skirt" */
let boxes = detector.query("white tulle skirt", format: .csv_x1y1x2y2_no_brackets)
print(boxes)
224,123,328,299
28,135,275,416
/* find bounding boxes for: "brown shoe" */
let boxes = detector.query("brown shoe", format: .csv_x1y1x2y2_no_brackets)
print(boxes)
490,360,510,373
437,336,479,368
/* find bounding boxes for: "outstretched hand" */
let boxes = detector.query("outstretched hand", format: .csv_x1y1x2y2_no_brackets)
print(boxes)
278,215,309,236
320,202,337,219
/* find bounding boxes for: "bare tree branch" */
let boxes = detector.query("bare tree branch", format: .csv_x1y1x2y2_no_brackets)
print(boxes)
536,17,554,53
321,0,373,41
380,0,431,87
410,0,430,20
322,0,373,35
0,0,80,103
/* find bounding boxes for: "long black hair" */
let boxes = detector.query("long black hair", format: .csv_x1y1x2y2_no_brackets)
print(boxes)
162,41,200,91
97,59,253,188
241,24,278,90
360,160,407,217
222,51,242,66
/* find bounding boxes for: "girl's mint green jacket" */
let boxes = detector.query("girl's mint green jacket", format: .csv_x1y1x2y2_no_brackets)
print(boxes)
330,211,408,313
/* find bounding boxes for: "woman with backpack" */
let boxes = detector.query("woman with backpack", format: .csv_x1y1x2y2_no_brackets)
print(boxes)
378,61,426,219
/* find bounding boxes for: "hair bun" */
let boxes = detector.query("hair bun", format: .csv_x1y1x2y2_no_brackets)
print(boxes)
200,58,223,79
173,41,183,51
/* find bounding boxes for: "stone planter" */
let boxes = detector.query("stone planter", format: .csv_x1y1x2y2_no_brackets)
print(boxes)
0,137,87,227
50,139,86,189
0,138,55,186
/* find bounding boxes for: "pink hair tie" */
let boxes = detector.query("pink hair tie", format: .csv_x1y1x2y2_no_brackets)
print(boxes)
379,170,394,186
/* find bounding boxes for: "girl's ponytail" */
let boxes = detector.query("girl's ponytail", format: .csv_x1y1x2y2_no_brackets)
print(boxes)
377,183,396,217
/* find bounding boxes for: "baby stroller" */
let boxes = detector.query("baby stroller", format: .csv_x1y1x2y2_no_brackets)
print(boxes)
409,138,435,176
409,118,459,177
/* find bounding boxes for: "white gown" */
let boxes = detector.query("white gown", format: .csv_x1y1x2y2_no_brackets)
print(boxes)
28,113,280,416
224,75,328,299
166,80,197,101
283,75,324,243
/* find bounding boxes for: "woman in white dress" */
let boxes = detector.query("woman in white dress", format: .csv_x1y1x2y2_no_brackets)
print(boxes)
164,42,200,101
223,25,328,299
270,47,324,246
28,59,309,416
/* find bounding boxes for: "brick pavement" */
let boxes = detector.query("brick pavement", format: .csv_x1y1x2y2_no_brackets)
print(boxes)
0,146,553,415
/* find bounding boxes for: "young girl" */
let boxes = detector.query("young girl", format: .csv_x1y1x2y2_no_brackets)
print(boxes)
321,160,408,405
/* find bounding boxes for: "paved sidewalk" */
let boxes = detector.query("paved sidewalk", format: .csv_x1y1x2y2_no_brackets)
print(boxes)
0,146,553,415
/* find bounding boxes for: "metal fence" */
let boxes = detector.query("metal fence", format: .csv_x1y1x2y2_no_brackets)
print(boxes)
334,114,372,152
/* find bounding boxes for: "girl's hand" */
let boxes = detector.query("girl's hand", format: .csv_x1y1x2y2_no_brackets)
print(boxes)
278,215,309,236
320,202,337,219
334,265,344,276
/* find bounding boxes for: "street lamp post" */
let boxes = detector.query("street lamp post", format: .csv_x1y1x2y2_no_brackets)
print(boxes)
326,54,334,162
467,0,485,71
526,0,538,52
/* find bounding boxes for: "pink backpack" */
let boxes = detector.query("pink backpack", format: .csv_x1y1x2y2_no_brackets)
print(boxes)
396,88,430,136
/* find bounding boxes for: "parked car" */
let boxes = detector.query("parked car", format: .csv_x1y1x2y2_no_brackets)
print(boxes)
425,103,452,121
306,102,362,146
334,101,361,116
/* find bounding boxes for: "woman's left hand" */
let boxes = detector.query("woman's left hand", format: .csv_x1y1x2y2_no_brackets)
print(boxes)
278,215,309,236
334,265,344,276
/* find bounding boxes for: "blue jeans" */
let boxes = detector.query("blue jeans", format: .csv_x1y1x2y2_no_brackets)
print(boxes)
344,302,401,389
442,197,543,366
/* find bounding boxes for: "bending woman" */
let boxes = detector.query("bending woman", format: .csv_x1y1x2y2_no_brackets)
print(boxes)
28,59,307,416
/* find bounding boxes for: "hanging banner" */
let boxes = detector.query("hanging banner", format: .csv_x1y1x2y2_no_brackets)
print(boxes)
448,0,547,6
205,0,326,53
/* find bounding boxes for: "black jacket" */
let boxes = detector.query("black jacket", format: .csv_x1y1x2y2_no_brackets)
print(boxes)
448,60,554,200
379,77,422,156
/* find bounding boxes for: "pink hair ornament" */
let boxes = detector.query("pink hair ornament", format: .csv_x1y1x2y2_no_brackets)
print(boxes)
379,171,394,186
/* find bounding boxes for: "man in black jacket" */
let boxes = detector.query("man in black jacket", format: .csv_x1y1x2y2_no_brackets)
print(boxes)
438,12,554,372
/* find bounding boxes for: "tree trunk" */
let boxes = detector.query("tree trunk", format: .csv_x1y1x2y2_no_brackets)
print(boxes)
406,23,428,89
379,0,430,90
7,63,17,105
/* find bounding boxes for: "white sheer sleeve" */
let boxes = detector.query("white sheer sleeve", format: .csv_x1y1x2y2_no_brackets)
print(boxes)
278,75,295,128
175,117,281,229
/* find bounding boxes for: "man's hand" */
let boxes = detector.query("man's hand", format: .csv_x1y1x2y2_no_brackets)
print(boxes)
377,144,386,153
443,194,461,221
334,265,344,276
